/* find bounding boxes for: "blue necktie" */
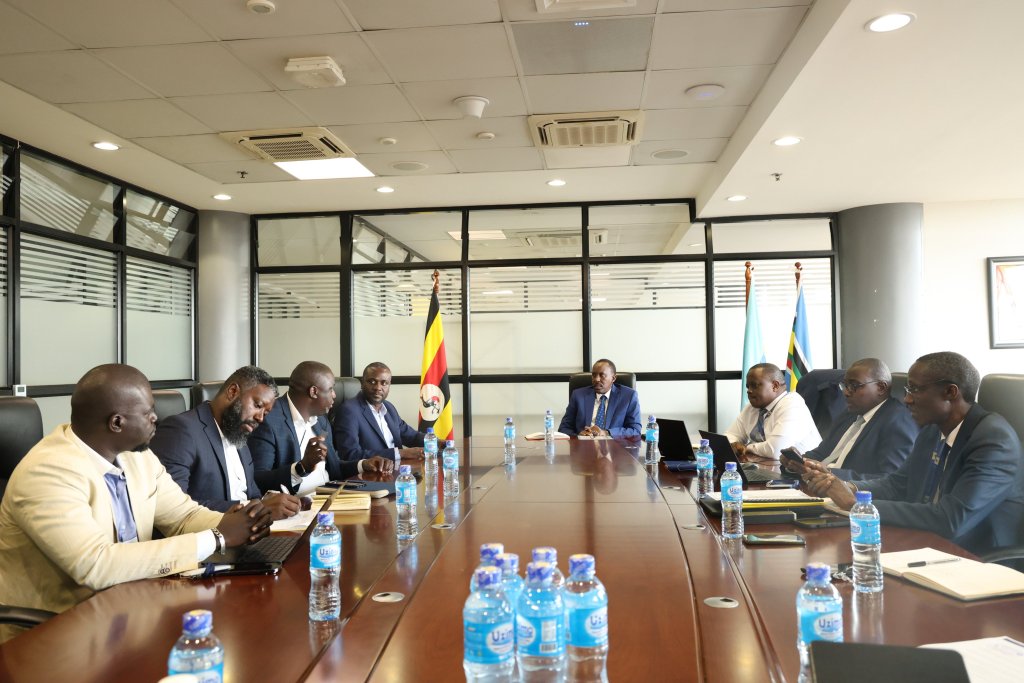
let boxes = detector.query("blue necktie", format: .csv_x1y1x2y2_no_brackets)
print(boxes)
922,439,952,503
595,395,608,429
750,409,768,443
103,471,139,543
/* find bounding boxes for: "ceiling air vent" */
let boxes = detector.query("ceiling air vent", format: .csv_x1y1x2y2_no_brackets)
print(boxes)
529,111,644,148
221,127,355,162
519,229,608,249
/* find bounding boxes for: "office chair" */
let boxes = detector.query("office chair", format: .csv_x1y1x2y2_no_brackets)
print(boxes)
152,389,187,423
568,371,636,399
0,397,44,501
0,606,57,629
327,377,362,426
978,374,1024,444
190,381,224,408
888,372,909,406
794,369,846,436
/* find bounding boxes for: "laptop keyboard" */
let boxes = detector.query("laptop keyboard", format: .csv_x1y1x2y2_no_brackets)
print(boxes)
741,463,776,482
235,534,300,564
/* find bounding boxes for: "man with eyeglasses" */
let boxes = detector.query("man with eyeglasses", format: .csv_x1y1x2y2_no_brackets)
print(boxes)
333,362,426,462
783,358,918,480
725,363,821,460
803,351,1024,555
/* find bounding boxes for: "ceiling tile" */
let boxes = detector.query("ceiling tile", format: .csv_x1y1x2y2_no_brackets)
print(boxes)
643,65,772,109
643,107,747,140
543,146,631,169
363,24,516,82
402,77,527,120
0,51,153,103
499,0,660,22
660,0,808,11
172,0,354,40
357,151,458,176
524,72,644,113
631,138,728,165
328,122,440,154
449,147,543,173
133,134,255,164
3,0,211,48
186,159,293,183
0,3,76,55
283,85,419,125
170,92,313,131
62,99,212,138
650,7,806,70
95,43,272,97
345,0,501,29
224,34,391,90
426,116,533,149
511,17,654,75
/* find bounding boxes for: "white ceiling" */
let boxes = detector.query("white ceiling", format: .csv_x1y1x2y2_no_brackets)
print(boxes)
1,0,1022,219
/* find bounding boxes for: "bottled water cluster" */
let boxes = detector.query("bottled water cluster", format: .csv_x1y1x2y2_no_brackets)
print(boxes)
463,544,609,682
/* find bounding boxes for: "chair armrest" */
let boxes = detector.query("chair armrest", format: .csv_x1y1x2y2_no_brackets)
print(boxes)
979,546,1024,565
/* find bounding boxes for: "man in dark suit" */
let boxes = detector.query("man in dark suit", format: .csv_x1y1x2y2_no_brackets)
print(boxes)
804,352,1024,556
789,358,919,480
333,362,425,462
151,366,300,520
558,358,642,438
249,361,394,495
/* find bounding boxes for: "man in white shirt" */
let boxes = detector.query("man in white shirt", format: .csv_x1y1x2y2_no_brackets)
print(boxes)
725,363,821,460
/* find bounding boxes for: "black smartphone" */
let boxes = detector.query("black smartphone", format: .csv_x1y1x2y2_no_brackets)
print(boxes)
743,533,806,546
794,516,849,529
780,447,804,464
766,479,800,489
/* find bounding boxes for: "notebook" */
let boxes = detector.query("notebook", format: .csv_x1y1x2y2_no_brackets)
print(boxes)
879,548,1024,601
658,418,698,471
809,642,970,683
699,430,776,484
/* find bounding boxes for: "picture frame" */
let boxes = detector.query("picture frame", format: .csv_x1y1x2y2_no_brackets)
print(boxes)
987,256,1024,348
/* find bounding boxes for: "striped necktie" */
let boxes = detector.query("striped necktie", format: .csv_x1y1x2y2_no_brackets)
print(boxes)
595,395,608,429
749,409,768,442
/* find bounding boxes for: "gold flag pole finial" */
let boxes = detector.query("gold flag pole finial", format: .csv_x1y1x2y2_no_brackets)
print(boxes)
744,261,753,306
794,261,802,290
431,269,440,294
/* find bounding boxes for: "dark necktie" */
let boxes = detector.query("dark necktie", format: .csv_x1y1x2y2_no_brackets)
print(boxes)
922,439,952,503
595,395,608,429
103,471,139,543
750,409,768,443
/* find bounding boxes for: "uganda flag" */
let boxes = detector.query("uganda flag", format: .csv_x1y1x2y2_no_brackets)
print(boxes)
419,275,454,440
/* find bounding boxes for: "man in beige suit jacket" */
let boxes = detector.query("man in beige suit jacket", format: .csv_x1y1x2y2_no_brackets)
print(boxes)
0,364,272,643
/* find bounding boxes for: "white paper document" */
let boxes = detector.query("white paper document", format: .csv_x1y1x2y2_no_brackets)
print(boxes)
921,636,1024,683
270,508,317,533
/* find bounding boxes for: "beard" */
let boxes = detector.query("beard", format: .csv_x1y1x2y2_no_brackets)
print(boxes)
220,398,257,448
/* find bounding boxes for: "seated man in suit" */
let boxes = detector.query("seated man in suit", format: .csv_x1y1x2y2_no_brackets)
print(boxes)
333,362,426,462
803,351,1024,556
787,358,919,480
151,365,299,520
0,364,271,641
725,363,821,460
249,360,394,496
558,358,642,438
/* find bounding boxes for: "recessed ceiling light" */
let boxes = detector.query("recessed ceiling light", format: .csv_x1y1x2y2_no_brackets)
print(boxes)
391,160,429,172
92,141,119,151
447,230,507,241
212,193,232,201
688,242,702,248
476,132,496,141
379,137,397,146
727,195,747,202
275,157,374,180
376,186,395,193
651,149,689,160
772,136,802,147
684,84,725,101
866,13,914,32
547,179,566,187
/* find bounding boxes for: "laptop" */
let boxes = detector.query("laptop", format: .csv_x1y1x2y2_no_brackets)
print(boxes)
658,418,698,471
698,430,776,484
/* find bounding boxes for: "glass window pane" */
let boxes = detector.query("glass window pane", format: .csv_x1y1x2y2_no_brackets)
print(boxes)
2,148,11,215
384,382,464,442
470,265,582,373
34,395,71,433
716,379,742,432
257,272,340,377
591,262,706,371
256,216,341,266
126,190,196,259
588,203,703,256
354,212,462,263
126,258,192,380
21,235,117,384
472,382,567,463
19,153,117,241
712,218,832,253
354,268,463,376
635,380,708,430
468,207,582,260
712,258,833,372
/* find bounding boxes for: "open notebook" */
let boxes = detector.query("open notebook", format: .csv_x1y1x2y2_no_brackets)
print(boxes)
880,548,1024,601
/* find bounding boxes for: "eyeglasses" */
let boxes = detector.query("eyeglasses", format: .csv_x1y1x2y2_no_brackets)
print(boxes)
839,379,881,393
904,379,954,396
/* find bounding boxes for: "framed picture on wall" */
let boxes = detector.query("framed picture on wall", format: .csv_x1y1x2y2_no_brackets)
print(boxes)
988,256,1024,348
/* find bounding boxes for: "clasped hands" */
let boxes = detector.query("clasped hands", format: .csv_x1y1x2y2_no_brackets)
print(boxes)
579,425,609,437
785,456,857,510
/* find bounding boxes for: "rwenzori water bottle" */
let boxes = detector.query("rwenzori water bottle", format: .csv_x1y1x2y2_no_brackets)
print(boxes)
796,562,844,670
309,511,341,621
395,464,418,542
423,427,438,475
443,439,460,498
464,566,516,682
720,462,744,539
564,554,609,683
167,609,224,682
544,410,555,441
496,552,525,622
696,439,714,497
517,562,567,682
504,417,517,463
850,490,883,593
644,415,659,464
470,542,506,591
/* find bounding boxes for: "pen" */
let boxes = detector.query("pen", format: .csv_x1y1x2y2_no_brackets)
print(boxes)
907,557,960,568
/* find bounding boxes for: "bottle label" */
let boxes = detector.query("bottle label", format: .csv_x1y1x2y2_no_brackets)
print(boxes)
424,441,437,456
310,539,340,569
850,516,881,544
645,427,657,442
504,426,515,440
569,605,608,647
799,608,843,643
544,417,554,429
396,482,416,506
169,664,224,683
464,618,514,664
444,455,457,471
696,454,712,469
516,613,565,656
721,482,743,503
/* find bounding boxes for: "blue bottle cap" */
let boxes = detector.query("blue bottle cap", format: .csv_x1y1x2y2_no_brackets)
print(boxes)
479,543,504,562
399,464,412,476
532,546,557,563
805,562,831,583
569,554,595,576
506,417,513,421
525,561,554,586
446,440,455,447
648,415,656,421
474,566,501,589
724,462,737,472
855,491,872,504
317,511,335,526
495,552,519,573
426,427,435,434
700,439,710,447
182,609,212,636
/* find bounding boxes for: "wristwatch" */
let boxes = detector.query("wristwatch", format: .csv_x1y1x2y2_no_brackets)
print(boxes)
210,527,226,553
294,460,308,477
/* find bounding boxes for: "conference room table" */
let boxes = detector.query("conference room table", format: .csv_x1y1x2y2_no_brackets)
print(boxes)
1,436,1022,682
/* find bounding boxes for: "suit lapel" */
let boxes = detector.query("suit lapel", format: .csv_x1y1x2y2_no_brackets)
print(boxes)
384,402,403,446
361,401,389,446
275,395,302,462
943,404,985,491
583,390,596,427
198,402,231,498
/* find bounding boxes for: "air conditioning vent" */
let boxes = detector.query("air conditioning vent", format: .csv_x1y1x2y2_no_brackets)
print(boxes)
529,111,644,148
519,229,608,249
221,127,355,162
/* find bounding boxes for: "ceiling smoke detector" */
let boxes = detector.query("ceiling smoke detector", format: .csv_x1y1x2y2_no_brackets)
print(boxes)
285,56,345,88
246,0,276,15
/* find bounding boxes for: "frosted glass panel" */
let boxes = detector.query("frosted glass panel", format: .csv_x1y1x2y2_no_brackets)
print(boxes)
19,153,116,241
716,379,743,432
472,382,567,462
258,272,340,377
635,380,708,429
35,395,71,434
126,258,192,380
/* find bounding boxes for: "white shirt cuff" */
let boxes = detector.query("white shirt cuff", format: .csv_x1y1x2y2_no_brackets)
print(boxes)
290,462,302,486
197,529,219,561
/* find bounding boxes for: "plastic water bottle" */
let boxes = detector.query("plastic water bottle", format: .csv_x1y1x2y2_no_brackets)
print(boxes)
443,440,460,498
696,439,714,496
496,553,525,618
544,410,555,441
504,417,517,463
720,462,744,539
517,562,566,682
644,415,659,464
464,566,516,682
309,511,341,621
423,427,438,475
167,610,224,682
470,542,506,591
396,464,418,541
531,547,564,591
850,491,883,593
796,562,844,670
564,554,609,683
423,470,439,517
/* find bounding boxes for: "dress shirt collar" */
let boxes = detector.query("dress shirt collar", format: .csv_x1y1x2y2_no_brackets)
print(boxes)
942,419,964,447
859,399,885,425
366,399,388,415
287,394,318,431
69,425,124,476
763,391,787,415
596,384,613,400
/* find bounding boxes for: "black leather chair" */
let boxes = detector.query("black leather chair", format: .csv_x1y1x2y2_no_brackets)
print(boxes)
795,369,846,437
327,377,362,427
0,397,44,501
190,381,223,409
888,372,909,405
568,371,636,399
152,389,187,423
975,374,1024,570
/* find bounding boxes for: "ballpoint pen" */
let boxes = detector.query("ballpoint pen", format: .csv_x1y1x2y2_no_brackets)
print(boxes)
907,557,961,568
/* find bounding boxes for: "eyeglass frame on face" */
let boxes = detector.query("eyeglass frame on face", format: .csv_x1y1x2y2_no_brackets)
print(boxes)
839,379,882,394
904,379,955,396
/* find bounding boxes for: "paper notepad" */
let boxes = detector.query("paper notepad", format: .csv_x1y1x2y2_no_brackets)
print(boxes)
880,548,1024,601
328,493,372,512
706,489,825,508
525,432,570,440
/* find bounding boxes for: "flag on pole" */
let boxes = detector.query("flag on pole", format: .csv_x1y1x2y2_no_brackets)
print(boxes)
786,282,812,392
419,271,454,441
741,264,766,408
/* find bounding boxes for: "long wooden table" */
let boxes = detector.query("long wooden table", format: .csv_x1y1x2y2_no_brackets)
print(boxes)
2,437,1022,682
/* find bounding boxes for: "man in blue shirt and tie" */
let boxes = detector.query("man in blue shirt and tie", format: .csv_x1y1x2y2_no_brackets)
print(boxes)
558,359,641,438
